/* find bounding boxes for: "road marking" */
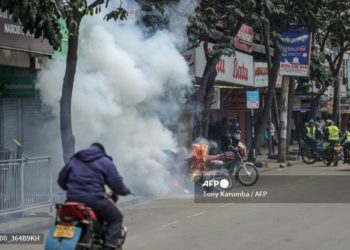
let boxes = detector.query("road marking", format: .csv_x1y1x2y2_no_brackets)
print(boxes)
186,211,207,218
219,203,231,208
155,220,180,231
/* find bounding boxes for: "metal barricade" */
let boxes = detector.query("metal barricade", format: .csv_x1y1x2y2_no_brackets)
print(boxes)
0,156,52,216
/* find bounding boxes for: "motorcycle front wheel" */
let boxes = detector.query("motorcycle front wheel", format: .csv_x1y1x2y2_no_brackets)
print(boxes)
235,162,259,186
301,149,316,164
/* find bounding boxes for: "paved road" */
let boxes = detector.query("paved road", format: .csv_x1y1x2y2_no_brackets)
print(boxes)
3,161,350,250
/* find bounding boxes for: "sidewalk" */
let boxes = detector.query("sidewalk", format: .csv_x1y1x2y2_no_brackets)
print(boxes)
254,144,300,172
0,195,142,233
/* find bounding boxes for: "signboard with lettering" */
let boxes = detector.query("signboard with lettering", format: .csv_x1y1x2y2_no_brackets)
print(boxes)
182,49,195,75
0,66,36,97
234,24,253,53
246,90,260,109
195,43,254,87
254,62,268,87
222,89,263,110
280,28,311,77
0,11,53,54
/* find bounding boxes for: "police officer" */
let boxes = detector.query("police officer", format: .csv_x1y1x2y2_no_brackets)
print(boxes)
304,119,317,143
324,120,340,153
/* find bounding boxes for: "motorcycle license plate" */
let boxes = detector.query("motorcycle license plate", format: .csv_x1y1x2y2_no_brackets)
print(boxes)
53,225,75,238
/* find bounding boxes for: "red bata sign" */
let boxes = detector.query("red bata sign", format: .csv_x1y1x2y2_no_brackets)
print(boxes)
194,43,254,87
233,57,249,81
234,24,253,53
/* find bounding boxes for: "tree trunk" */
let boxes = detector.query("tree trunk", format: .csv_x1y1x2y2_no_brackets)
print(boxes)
310,92,322,120
278,76,289,162
286,77,296,153
60,17,82,163
248,40,282,160
332,76,340,125
273,92,280,135
194,55,219,139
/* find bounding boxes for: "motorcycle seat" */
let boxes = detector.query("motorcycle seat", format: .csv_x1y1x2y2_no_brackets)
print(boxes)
57,202,97,224
207,154,223,161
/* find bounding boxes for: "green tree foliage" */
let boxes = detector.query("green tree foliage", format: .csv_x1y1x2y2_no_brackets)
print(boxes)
187,0,257,138
248,0,327,160
0,0,64,50
315,0,350,122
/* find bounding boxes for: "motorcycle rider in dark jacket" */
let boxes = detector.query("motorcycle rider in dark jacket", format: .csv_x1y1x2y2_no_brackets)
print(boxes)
58,143,131,250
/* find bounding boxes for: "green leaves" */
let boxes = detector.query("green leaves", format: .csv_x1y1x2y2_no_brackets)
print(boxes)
0,0,65,50
187,0,257,59
0,0,139,50
104,8,128,21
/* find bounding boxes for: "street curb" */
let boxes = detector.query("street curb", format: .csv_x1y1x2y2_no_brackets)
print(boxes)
259,160,300,173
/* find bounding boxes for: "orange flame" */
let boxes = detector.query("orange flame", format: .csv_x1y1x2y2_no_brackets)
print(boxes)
191,143,209,171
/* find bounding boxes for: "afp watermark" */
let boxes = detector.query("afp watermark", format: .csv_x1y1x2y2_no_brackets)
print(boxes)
199,189,268,201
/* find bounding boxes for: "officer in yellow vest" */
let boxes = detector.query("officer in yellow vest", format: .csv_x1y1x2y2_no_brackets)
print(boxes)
304,119,317,143
324,120,340,151
342,121,350,163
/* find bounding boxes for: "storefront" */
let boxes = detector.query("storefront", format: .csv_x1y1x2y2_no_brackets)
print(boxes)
0,11,54,156
0,66,46,155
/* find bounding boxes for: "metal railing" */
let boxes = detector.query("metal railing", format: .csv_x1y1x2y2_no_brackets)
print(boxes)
0,156,52,216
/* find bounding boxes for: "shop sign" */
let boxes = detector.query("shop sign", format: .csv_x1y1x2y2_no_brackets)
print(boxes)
0,67,36,97
254,62,268,87
182,49,195,74
280,28,311,77
246,90,260,109
234,24,253,53
195,43,254,87
0,11,53,54
222,89,262,110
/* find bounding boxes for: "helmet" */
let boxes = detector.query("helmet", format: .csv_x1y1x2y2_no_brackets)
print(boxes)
309,119,315,125
325,119,332,125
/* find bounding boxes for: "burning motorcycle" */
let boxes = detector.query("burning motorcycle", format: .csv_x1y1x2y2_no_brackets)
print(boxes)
45,188,127,250
186,140,259,188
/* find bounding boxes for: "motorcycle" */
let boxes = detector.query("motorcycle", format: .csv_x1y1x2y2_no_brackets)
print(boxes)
186,141,259,188
326,142,342,166
301,140,342,166
45,192,127,250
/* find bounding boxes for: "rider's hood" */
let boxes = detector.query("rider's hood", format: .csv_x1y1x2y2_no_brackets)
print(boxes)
74,147,106,163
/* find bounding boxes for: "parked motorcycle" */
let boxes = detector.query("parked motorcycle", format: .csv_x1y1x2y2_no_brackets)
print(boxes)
187,141,259,188
45,193,127,250
301,140,342,166
301,140,325,164
326,142,342,166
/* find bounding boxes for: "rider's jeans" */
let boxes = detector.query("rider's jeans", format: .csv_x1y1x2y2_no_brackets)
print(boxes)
74,198,123,248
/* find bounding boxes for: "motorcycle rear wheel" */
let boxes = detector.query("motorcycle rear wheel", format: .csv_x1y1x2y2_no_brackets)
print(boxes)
333,151,339,167
235,162,259,186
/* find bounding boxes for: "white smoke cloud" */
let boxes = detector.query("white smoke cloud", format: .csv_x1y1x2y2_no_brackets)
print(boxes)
37,0,197,196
